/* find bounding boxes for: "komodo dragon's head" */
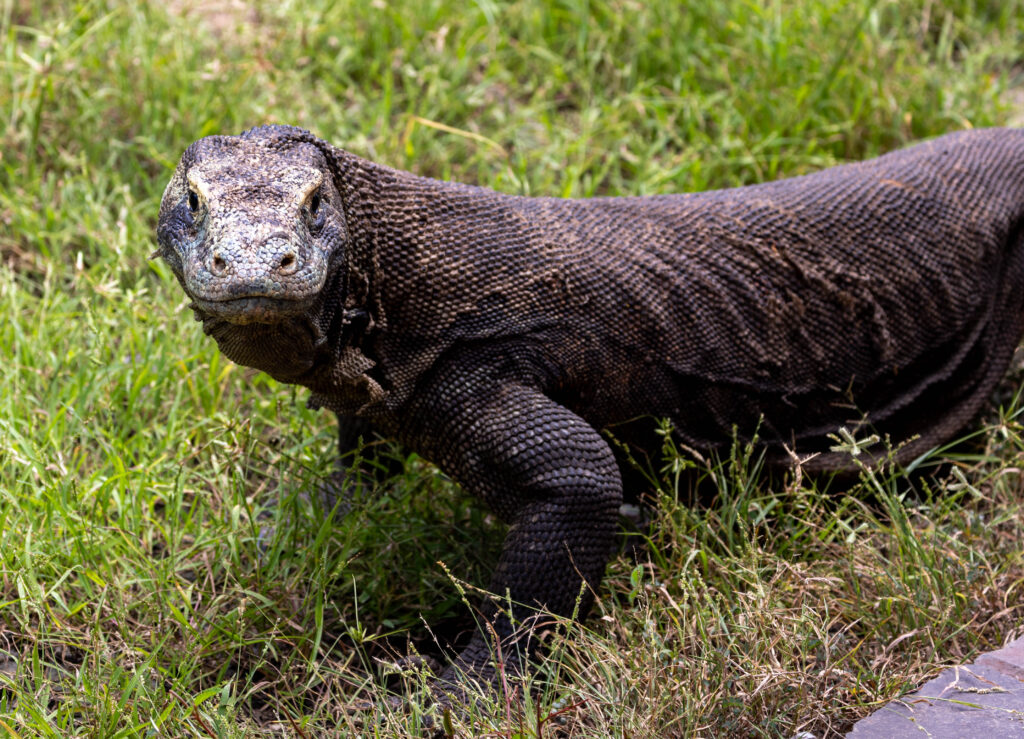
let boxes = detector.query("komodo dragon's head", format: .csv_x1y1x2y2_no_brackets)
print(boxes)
155,125,386,389
156,125,350,326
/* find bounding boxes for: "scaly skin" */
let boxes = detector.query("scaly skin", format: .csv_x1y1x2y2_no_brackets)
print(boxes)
157,125,1024,695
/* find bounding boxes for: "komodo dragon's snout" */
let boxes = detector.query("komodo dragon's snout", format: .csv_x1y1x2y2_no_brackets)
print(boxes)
156,132,347,325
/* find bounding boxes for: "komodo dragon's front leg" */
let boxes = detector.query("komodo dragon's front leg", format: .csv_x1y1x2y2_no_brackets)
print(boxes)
403,363,622,691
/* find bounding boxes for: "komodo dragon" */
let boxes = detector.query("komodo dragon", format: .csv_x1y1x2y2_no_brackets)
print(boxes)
156,124,1024,694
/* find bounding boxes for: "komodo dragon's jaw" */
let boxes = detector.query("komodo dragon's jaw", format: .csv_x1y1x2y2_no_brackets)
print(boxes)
155,129,349,326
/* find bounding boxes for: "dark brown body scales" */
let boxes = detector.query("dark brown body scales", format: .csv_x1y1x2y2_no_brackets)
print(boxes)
157,125,1024,692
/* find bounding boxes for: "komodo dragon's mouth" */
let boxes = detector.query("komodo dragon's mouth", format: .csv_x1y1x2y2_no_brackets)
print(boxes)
190,294,318,325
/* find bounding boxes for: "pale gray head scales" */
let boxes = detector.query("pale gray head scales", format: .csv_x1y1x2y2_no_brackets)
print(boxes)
156,125,349,325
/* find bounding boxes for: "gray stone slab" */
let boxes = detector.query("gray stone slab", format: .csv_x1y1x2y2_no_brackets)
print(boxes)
848,634,1024,738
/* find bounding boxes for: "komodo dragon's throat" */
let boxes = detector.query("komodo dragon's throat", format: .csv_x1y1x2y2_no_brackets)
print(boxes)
157,125,1024,696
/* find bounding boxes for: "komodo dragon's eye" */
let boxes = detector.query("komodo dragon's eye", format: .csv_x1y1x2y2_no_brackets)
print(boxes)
187,190,199,213
308,190,322,218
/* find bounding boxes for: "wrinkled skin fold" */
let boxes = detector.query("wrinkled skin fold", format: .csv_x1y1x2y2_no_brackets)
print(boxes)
157,125,1024,696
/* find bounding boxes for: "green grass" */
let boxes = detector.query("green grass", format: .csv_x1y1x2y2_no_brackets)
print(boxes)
1,0,1023,735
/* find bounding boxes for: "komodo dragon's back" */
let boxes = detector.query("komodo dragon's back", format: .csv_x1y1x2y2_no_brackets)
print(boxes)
534,129,1024,466
157,126,1024,697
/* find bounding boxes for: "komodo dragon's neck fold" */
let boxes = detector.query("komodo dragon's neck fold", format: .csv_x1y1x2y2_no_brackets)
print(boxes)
326,147,392,334
301,146,404,416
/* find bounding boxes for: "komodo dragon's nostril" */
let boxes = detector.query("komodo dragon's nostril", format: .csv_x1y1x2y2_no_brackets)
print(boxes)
266,231,300,275
210,251,228,276
278,251,298,274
